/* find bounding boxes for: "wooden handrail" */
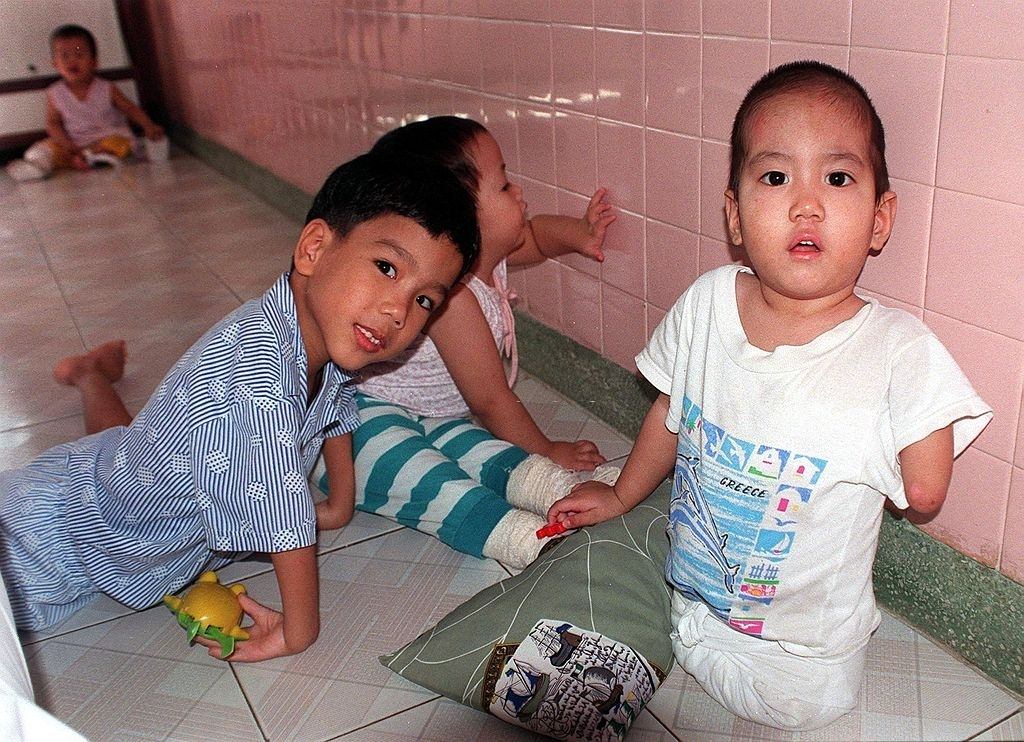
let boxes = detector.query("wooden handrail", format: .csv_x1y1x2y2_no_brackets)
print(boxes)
0,66,134,95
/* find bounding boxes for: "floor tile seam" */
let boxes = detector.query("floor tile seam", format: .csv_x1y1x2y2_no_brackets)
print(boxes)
35,645,233,734
43,658,126,730
315,527,407,557
118,172,250,306
9,185,86,351
40,238,184,273
641,706,685,740
34,217,165,242
968,709,1024,741
227,661,271,742
3,183,32,217
882,606,1021,700
227,559,278,581
24,182,151,234
231,666,435,722
328,694,442,740
915,639,1024,703
157,660,265,742
35,231,88,351
20,609,141,647
0,410,81,435
29,630,237,673
179,240,249,306
246,665,345,736
316,542,479,569
20,530,415,647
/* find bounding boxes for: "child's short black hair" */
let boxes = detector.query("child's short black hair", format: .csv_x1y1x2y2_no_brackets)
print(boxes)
50,24,97,58
371,116,488,199
729,60,890,199
306,151,480,278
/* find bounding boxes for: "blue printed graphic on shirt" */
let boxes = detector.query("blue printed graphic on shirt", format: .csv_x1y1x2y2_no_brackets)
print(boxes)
666,396,826,637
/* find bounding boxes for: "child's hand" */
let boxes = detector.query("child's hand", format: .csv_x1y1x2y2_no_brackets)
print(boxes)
575,188,616,263
547,480,627,529
195,594,292,663
144,124,165,141
545,440,606,471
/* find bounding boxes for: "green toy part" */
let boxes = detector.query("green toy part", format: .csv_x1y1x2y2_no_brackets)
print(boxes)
164,570,250,658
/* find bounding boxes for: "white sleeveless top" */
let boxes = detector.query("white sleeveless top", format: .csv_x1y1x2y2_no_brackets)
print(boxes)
356,260,518,418
48,78,132,148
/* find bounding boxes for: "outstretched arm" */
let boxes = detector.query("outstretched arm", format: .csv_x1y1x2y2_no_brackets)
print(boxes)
898,424,954,515
429,285,604,471
548,393,676,527
508,188,615,267
197,544,320,662
111,85,164,140
316,433,355,530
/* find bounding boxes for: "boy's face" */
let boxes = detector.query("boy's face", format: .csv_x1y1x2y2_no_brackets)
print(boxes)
470,132,528,259
724,90,896,306
52,37,97,86
292,214,463,373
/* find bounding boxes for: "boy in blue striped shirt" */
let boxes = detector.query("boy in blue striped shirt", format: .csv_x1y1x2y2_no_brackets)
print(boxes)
0,151,479,663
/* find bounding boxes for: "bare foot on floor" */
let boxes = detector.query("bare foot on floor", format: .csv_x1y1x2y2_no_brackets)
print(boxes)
53,340,127,386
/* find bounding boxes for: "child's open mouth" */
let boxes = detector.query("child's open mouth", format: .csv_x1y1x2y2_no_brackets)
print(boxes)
354,324,384,352
789,239,821,256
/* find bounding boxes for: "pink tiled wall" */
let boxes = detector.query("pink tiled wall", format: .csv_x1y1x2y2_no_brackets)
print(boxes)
141,0,1024,583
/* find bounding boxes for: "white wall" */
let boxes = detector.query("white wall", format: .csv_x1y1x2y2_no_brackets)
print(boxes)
0,0,133,136
0,0,129,81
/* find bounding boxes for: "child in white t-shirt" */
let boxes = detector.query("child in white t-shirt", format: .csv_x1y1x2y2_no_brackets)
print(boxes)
547,61,992,730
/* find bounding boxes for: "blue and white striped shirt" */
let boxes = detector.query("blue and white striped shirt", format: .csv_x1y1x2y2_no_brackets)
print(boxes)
64,273,359,608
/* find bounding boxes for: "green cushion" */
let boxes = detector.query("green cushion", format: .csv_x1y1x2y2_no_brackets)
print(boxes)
381,484,673,739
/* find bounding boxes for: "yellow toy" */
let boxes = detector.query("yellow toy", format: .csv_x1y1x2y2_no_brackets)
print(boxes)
163,571,250,658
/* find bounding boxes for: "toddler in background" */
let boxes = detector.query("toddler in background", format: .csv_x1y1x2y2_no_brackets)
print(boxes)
320,116,618,568
548,61,992,729
0,151,478,663
6,24,165,181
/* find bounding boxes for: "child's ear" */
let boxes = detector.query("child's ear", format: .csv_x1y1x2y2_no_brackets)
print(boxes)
870,191,898,252
292,219,332,276
724,189,743,245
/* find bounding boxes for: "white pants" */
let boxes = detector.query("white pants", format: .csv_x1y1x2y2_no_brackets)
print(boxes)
671,594,865,731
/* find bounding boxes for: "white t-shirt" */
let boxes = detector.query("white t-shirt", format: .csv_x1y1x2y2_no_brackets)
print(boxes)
636,265,991,657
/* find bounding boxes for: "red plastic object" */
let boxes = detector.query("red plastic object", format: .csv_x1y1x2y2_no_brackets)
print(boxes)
535,521,568,539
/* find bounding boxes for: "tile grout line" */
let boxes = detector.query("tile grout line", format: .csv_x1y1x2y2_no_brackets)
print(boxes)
644,706,685,741
229,660,272,742
328,694,442,740
967,707,1024,741
19,526,406,649
17,193,90,354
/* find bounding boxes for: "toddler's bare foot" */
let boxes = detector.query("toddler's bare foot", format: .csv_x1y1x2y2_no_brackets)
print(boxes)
53,340,127,386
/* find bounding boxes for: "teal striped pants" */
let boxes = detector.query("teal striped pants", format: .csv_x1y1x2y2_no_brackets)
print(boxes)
329,394,529,558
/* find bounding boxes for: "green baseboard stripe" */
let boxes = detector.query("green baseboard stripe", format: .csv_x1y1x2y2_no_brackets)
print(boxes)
515,311,658,440
176,123,1023,698
875,515,1023,697
167,123,309,224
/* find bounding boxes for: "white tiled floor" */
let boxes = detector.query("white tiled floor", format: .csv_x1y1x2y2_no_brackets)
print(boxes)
2,156,1021,740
